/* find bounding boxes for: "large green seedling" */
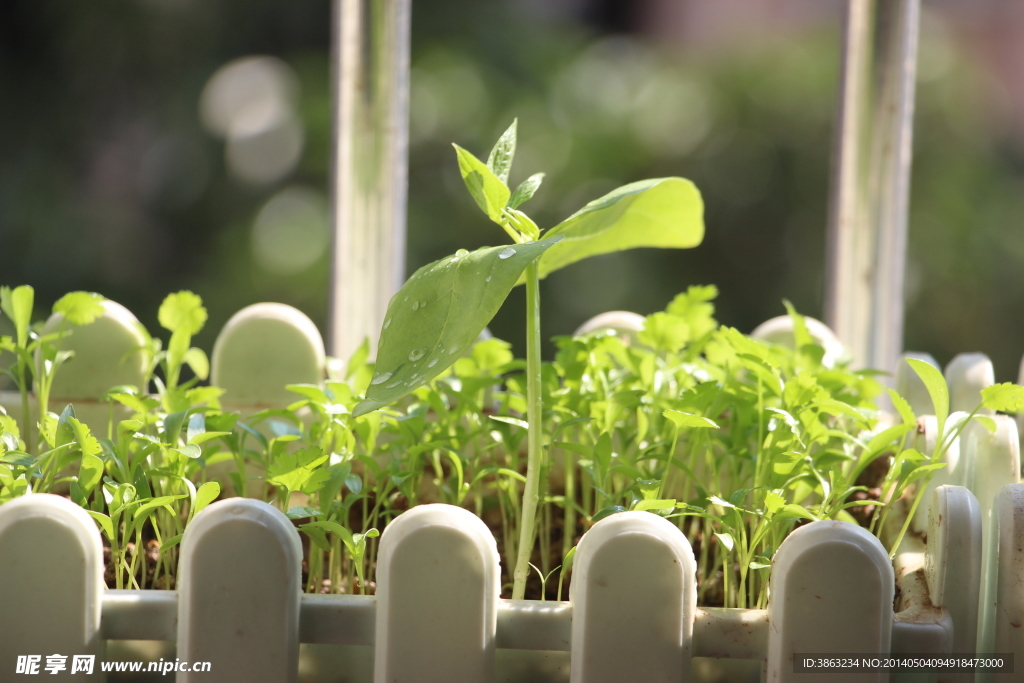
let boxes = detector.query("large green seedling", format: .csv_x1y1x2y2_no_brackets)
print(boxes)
354,120,705,598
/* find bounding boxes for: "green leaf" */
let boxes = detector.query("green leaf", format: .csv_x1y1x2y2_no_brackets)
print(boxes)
88,511,114,540
158,291,207,335
906,357,949,436
633,498,676,512
354,238,561,417
486,119,517,185
78,454,104,495
887,388,917,427
534,178,703,279
489,415,530,430
508,173,545,210
764,490,786,516
67,416,102,458
173,444,203,459
0,285,33,346
183,347,210,380
981,383,1024,414
53,292,106,326
287,506,323,520
714,532,735,552
453,144,510,223
266,447,331,495
193,481,220,516
663,410,719,430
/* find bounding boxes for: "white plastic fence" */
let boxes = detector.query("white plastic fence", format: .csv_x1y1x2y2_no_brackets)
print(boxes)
2,305,1024,682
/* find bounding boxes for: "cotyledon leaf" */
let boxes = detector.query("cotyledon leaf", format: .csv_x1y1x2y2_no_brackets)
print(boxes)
529,177,704,280
353,236,562,417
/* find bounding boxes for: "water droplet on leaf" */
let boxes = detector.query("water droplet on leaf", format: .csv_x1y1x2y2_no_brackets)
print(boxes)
427,358,438,368
456,249,469,256
385,380,402,389
408,348,427,362
498,247,516,259
383,318,392,329
412,301,420,311
485,276,492,282
370,372,393,386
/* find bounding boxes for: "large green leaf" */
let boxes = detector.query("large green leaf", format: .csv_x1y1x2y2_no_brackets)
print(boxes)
353,237,561,417
534,177,703,279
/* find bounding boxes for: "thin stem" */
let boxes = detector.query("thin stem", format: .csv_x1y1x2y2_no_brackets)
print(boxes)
512,260,543,600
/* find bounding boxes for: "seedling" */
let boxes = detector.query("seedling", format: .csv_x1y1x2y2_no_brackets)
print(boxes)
353,120,704,598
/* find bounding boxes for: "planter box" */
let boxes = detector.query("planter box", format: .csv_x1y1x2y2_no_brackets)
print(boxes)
1,303,1022,682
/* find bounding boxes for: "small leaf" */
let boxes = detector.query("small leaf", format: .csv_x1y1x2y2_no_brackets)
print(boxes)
714,532,735,552
764,490,786,516
633,498,676,512
186,413,206,444
453,144,510,223
486,119,517,185
0,285,34,346
78,454,104,495
906,358,949,436
88,511,114,540
354,238,562,417
981,383,1024,414
508,172,545,210
193,481,220,516
173,444,202,459
158,291,207,335
53,292,106,326
183,347,210,380
489,415,530,430
663,410,719,430
535,178,704,279
286,506,323,520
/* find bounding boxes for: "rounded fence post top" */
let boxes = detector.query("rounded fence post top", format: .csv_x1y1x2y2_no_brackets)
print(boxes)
750,314,845,367
211,302,325,406
0,492,103,553
773,519,890,570
577,510,694,561
182,496,301,555
42,299,149,400
573,311,646,340
945,352,995,414
380,503,497,551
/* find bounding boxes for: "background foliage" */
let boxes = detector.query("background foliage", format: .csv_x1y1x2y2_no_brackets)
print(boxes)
1,0,1023,378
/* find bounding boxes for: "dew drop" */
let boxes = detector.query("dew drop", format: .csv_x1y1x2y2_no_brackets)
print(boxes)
370,371,393,386
427,358,438,368
408,348,427,362
456,249,469,256
412,301,420,311
485,276,492,282
385,380,402,389
498,247,516,259
383,318,392,329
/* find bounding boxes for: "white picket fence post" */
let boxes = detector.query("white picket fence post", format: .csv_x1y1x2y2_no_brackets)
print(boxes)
569,511,696,683
925,485,982,682
374,504,500,683
0,494,105,681
944,353,995,416
211,302,326,408
975,484,1024,683
766,520,894,683
176,498,303,682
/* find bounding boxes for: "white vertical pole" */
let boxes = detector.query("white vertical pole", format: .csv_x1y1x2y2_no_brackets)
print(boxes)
569,512,697,683
329,0,411,362
825,0,920,374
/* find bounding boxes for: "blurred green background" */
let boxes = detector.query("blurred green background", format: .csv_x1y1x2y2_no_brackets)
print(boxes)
1,0,1023,379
